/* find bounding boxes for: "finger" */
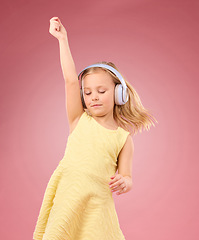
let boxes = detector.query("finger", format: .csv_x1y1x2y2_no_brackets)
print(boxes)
55,17,62,25
109,178,116,185
110,186,118,191
56,18,62,24
50,16,59,21
54,23,61,30
110,175,116,179
110,174,120,183
116,187,126,195
50,20,60,26
119,182,126,188
109,179,123,188
110,184,122,192
52,22,60,27
113,182,126,192
50,22,60,31
111,183,125,192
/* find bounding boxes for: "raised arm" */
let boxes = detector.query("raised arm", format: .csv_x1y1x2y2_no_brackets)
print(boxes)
58,36,78,82
59,37,84,131
49,17,84,131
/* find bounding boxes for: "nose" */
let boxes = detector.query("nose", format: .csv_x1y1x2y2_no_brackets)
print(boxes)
91,92,99,101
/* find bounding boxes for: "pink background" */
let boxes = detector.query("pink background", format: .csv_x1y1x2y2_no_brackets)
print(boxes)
0,0,198,239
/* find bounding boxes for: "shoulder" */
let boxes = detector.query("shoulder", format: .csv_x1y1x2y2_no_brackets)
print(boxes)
119,127,131,141
124,134,134,150
116,126,133,153
119,132,134,155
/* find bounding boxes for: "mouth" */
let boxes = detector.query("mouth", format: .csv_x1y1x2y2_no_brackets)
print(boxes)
91,104,102,107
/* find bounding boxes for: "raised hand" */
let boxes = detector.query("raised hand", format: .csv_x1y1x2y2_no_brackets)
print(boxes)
49,16,67,41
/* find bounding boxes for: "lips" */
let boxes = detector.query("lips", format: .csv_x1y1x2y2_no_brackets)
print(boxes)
91,104,102,107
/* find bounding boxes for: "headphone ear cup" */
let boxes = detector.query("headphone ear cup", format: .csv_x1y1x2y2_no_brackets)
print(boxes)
124,88,129,103
114,84,123,105
80,88,87,109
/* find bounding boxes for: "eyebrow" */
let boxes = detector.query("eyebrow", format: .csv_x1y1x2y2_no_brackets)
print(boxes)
83,85,106,89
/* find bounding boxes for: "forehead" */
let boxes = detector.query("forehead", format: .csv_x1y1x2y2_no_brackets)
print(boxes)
82,71,114,88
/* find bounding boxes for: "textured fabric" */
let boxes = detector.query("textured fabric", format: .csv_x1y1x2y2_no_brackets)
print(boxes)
33,110,130,240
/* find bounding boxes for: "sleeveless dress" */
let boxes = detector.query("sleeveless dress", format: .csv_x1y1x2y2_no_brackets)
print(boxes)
33,110,130,240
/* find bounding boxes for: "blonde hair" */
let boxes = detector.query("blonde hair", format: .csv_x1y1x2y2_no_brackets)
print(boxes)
80,61,158,136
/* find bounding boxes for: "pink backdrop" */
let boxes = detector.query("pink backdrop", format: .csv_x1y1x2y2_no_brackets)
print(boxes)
0,0,198,239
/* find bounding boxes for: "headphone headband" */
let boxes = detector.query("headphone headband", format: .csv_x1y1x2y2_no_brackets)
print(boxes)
78,63,127,91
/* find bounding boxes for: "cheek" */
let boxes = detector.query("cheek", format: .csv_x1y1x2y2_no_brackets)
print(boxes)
84,96,89,104
102,93,114,105
84,95,93,105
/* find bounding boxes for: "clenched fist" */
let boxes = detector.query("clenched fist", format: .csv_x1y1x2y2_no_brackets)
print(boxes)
49,17,67,41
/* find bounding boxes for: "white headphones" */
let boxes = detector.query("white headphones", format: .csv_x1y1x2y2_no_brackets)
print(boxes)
78,63,129,108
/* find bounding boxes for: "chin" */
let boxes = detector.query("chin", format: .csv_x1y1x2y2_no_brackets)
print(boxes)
88,109,102,115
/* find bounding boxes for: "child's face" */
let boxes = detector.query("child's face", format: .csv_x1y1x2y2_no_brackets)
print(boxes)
82,70,115,116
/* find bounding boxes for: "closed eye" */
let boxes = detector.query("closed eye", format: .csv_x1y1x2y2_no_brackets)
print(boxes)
85,91,106,95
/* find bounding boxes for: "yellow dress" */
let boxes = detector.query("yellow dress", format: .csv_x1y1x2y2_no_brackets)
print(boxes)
33,110,130,240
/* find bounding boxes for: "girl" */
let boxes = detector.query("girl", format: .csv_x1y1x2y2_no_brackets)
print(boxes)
33,17,157,240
